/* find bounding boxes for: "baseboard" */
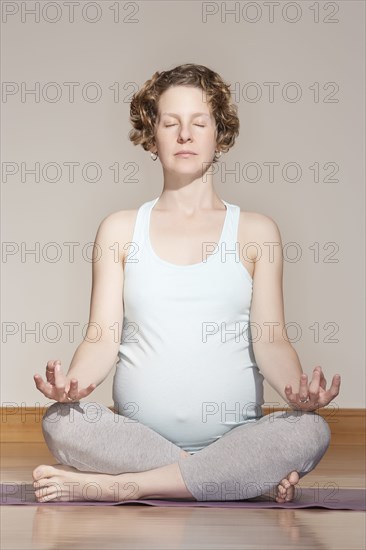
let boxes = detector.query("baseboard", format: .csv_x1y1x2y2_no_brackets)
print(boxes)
0,406,365,445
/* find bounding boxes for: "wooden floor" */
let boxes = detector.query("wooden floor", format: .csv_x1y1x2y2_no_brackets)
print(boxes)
1,442,365,550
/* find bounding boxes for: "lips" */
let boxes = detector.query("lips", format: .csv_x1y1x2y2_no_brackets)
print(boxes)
175,151,197,155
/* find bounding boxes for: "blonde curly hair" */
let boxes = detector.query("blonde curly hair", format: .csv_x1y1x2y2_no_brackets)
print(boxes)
128,63,240,164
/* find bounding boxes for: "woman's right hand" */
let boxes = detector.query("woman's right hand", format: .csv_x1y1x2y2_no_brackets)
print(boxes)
33,360,97,403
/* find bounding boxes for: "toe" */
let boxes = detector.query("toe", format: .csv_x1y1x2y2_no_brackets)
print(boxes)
277,485,286,498
32,465,49,480
285,481,298,502
289,471,299,484
33,478,54,489
35,465,60,480
35,484,61,501
35,486,50,500
278,479,288,493
38,492,57,502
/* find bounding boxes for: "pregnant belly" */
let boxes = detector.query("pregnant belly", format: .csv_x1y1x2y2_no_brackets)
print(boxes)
112,362,264,452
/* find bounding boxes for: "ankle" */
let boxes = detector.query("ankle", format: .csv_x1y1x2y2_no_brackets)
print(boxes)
136,463,194,500
113,473,142,501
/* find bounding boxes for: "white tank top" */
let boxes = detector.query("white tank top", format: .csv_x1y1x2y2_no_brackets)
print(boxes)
113,196,264,454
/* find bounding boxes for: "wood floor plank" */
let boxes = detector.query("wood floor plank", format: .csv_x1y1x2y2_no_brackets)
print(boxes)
1,505,365,550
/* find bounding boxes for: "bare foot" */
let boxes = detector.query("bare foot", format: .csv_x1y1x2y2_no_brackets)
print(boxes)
275,471,300,503
32,464,140,503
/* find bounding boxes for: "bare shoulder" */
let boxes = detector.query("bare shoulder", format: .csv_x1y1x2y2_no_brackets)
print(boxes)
238,210,282,261
97,208,139,266
103,208,138,229
239,210,281,235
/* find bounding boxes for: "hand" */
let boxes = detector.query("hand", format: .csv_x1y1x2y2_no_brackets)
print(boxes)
284,366,341,411
33,360,96,403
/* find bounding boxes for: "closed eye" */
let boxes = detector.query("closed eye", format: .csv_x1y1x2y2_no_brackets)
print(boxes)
165,124,205,127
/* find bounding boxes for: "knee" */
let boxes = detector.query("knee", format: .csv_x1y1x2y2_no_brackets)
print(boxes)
299,411,332,454
41,402,77,440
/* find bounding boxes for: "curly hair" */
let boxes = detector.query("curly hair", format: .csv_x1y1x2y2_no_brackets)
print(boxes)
128,63,240,164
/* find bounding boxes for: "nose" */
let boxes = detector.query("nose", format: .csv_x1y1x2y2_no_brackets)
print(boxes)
177,124,193,143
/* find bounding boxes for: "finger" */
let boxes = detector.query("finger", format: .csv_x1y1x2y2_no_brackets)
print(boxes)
284,385,298,407
53,363,64,386
77,383,97,399
45,361,54,378
317,367,325,380
328,375,341,397
46,360,59,371
34,373,47,390
45,360,60,382
320,374,327,390
46,368,55,383
314,366,327,389
308,368,321,400
53,364,67,399
299,374,309,401
33,374,53,399
66,379,79,400
317,375,342,407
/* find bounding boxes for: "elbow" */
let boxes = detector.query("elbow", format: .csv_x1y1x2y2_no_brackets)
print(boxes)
252,339,294,352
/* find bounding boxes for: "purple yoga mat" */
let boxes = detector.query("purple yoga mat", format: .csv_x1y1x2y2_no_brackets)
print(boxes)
0,484,365,510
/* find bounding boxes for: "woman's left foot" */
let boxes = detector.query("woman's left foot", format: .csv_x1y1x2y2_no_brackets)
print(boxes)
275,470,299,502
32,464,140,503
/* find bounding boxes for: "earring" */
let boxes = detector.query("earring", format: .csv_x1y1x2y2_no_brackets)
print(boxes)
151,152,158,161
214,150,222,161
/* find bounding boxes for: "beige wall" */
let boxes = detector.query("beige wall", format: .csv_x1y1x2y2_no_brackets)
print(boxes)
2,1,364,408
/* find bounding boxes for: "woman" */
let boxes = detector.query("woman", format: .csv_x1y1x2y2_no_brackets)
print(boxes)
33,63,341,503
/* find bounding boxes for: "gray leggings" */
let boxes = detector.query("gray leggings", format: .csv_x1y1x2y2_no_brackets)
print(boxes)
41,402,331,502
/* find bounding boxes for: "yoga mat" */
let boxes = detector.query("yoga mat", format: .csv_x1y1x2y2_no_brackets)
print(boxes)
0,484,365,510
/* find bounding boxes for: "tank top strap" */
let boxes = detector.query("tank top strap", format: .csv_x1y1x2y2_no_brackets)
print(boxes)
220,200,241,256
130,198,157,248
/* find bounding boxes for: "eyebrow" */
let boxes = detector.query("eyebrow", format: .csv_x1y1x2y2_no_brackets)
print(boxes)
161,112,210,118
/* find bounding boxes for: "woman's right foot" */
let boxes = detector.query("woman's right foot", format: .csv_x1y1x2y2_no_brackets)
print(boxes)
32,464,140,502
275,471,300,502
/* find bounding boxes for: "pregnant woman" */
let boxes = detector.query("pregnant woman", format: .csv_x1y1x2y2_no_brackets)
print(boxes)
33,63,341,503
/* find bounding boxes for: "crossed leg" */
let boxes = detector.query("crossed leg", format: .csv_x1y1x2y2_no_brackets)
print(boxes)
176,409,331,501
33,401,193,502
33,403,331,502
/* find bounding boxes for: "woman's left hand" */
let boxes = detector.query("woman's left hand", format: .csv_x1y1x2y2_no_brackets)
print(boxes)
284,366,341,411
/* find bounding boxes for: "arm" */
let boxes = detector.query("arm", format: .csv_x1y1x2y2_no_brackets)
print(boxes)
251,341,303,404
249,214,303,406
65,340,119,390
248,214,341,411
65,212,126,389
34,212,129,402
